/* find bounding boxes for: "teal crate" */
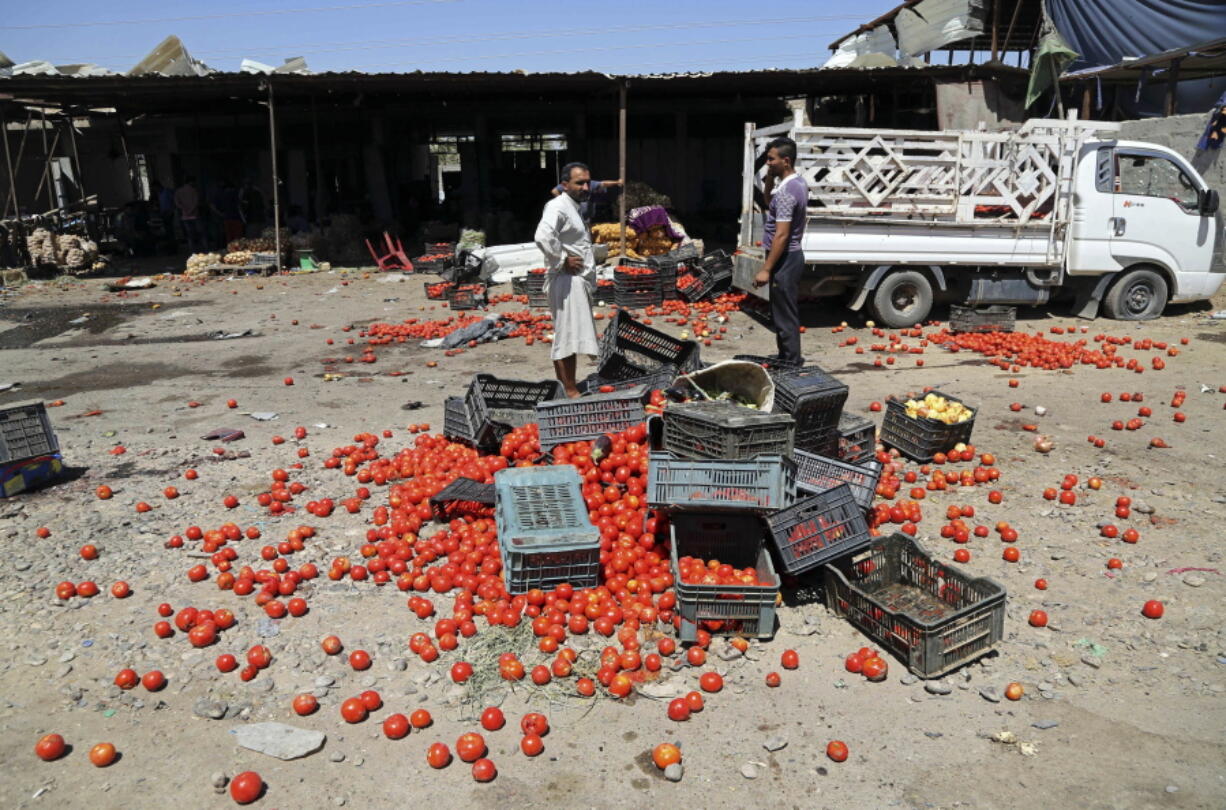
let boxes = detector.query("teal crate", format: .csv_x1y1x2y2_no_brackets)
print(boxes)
647,451,795,513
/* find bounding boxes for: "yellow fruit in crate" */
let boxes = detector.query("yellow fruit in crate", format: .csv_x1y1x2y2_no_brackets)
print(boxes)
903,394,974,425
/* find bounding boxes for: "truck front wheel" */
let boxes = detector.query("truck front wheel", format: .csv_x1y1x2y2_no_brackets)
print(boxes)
1102,267,1167,321
870,270,933,328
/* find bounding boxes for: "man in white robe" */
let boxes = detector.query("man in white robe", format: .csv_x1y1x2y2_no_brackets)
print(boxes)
534,162,599,398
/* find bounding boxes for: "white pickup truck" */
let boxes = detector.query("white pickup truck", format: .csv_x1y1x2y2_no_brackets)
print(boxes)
734,115,1224,327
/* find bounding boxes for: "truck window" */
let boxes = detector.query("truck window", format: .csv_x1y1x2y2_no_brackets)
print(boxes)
1115,153,1198,212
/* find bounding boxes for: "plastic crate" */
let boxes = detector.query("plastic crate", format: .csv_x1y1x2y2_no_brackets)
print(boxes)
793,450,881,511
879,390,976,462
766,483,872,575
822,533,1006,679
597,310,700,380
494,466,600,550
838,413,877,464
424,240,456,256
732,354,803,372
424,280,455,301
662,400,794,461
949,304,1016,333
771,365,848,455
443,396,477,445
466,374,563,432
0,402,59,465
613,266,663,309
447,284,487,310
581,364,677,395
501,540,601,594
536,385,648,449
647,451,795,513
647,257,680,300
414,256,447,274
670,513,778,642
518,272,549,308
429,476,495,519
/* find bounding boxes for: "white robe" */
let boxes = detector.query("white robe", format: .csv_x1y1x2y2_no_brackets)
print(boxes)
534,193,599,361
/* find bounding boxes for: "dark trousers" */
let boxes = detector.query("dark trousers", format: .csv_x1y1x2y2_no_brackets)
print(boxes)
769,249,804,365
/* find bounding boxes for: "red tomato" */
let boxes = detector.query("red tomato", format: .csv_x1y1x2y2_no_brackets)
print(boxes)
520,733,544,756
383,713,410,739
340,698,367,723
520,712,549,737
667,698,691,721
826,740,849,762
427,742,451,768
410,709,433,729
349,649,371,670
229,771,263,804
685,647,706,666
684,690,704,713
1028,610,1048,627
455,732,486,763
471,757,497,782
699,671,723,692
780,649,800,670
480,707,505,731
765,671,781,687
1142,600,1164,619
292,693,318,716
34,733,66,761
141,670,166,691
89,742,117,767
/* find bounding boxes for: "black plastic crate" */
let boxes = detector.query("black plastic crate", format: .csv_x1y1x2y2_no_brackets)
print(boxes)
466,374,563,432
423,241,456,257
667,243,701,262
424,280,455,301
414,256,447,274
536,385,648,449
772,365,848,456
733,354,804,372
581,364,678,395
443,396,478,446
647,451,796,513
447,284,487,310
879,390,976,462
838,413,877,464
662,400,794,461
822,533,1006,679
0,402,59,465
949,304,1016,334
670,513,778,642
793,450,881,511
429,476,495,520
512,272,549,307
502,541,601,594
597,310,700,380
647,257,680,300
614,265,663,309
766,483,872,576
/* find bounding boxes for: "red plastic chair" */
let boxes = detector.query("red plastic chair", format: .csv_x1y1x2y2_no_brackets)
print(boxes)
365,232,414,272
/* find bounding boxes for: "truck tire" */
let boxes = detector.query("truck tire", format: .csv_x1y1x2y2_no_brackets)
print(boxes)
871,270,933,328
1102,267,1167,321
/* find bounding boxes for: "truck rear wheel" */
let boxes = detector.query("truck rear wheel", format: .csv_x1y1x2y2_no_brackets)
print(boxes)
870,270,933,328
1102,268,1167,321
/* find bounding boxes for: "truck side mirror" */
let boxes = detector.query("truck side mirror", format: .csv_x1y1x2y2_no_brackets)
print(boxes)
1200,188,1220,215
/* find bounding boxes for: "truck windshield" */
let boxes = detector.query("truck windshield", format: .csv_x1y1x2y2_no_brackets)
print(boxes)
1116,153,1199,212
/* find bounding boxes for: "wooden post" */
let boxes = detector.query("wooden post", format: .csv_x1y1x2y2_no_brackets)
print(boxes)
39,107,54,212
990,0,999,62
1,107,20,219
267,79,282,269
66,113,86,206
1081,84,1092,119
618,80,627,253
1002,0,1023,58
1165,58,1182,116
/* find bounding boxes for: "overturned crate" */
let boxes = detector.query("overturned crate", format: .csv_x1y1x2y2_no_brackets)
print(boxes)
661,400,794,461
597,310,700,381
495,466,600,593
647,452,795,513
429,476,495,520
766,483,872,575
0,402,60,465
771,365,848,456
793,449,881,511
670,513,779,643
823,533,1006,679
837,412,877,464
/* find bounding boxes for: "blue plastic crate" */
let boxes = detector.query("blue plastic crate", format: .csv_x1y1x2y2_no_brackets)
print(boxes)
494,466,600,550
647,451,795,512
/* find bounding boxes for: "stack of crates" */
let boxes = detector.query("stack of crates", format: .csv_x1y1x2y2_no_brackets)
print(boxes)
0,402,63,498
771,365,849,456
495,466,601,594
444,375,563,453
596,310,701,383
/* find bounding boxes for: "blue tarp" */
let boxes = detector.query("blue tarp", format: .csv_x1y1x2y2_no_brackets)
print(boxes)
1048,0,1226,116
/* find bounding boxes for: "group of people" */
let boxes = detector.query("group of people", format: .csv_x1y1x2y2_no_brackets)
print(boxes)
151,177,269,254
534,137,806,397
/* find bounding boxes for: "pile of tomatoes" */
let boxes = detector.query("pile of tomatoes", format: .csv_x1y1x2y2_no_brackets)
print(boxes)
676,556,771,587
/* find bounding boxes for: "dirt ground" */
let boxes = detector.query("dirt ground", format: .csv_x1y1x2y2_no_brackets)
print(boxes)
1,264,1225,810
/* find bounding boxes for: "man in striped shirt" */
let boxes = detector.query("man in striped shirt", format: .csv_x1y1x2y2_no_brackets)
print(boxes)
753,137,808,367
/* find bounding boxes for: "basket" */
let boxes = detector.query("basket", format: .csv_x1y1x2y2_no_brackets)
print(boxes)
614,265,663,309
447,284,487,311
949,304,1016,333
772,366,848,456
879,389,976,462
597,310,700,381
494,466,600,550
766,483,872,575
793,450,881,511
581,364,677,395
0,402,59,465
661,400,794,461
647,257,680,300
670,513,779,642
837,413,877,464
822,533,1006,679
424,280,455,301
647,451,795,513
536,385,648,449
429,476,495,519
466,374,564,433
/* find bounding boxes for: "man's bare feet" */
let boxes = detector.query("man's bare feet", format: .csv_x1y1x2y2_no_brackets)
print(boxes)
564,387,583,399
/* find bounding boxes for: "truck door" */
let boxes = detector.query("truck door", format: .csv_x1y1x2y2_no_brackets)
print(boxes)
1067,146,1123,275
1111,149,1215,280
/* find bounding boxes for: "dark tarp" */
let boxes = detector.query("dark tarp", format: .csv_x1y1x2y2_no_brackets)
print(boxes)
1048,0,1226,116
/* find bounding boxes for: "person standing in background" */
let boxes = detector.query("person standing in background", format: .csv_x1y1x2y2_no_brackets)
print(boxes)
535,162,600,398
175,176,205,254
752,137,808,367
550,174,621,226
240,179,266,238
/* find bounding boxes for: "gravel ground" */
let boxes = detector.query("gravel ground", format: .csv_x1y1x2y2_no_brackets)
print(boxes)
0,267,1224,810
